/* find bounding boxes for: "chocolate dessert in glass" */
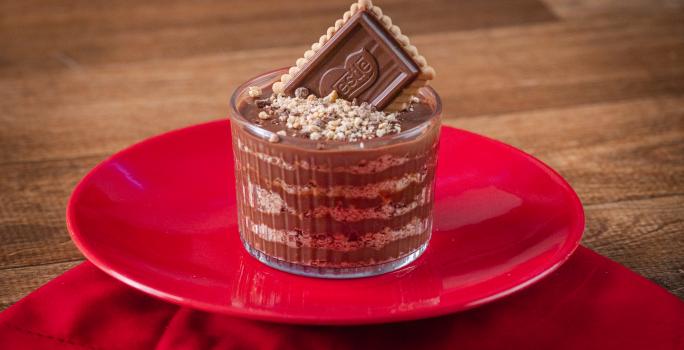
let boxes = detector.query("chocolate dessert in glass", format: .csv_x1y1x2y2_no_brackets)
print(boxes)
228,0,440,278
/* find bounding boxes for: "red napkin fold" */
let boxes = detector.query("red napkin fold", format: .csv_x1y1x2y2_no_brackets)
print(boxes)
1,246,682,350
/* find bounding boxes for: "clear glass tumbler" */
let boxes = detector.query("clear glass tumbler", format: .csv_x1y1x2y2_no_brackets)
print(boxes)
228,69,441,278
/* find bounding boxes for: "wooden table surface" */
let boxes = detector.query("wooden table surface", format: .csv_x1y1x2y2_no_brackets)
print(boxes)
1,0,683,309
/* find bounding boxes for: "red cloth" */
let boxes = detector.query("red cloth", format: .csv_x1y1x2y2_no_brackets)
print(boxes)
1,247,682,350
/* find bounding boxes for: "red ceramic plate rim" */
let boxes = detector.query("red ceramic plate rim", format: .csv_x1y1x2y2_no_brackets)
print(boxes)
66,119,585,324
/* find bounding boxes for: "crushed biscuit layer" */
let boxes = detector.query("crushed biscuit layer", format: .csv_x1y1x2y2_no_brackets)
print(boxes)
257,90,401,142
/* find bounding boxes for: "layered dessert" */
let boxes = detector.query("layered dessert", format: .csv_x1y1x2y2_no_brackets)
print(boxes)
228,0,440,277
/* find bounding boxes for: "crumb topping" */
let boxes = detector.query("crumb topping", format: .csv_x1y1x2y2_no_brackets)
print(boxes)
247,86,262,98
256,89,401,142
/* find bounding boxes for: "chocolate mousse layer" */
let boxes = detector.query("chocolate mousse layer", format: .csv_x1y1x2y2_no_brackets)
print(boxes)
245,229,430,267
230,73,440,270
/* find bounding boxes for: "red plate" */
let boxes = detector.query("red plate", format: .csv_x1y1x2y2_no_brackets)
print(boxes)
67,120,584,325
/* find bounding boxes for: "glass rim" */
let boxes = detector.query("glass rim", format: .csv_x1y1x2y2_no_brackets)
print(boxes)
228,68,442,151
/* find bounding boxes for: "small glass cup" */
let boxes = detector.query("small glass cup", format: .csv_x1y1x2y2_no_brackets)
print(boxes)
228,69,442,278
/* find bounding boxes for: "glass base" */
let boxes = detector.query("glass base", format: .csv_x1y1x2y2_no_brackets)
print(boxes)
241,240,428,279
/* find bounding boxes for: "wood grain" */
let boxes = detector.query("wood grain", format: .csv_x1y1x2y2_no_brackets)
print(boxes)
1,0,682,309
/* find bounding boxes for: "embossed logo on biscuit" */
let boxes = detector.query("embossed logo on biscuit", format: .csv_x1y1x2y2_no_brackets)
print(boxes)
319,48,378,99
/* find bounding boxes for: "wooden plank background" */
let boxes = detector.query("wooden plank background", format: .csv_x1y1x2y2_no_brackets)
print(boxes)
1,0,682,309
